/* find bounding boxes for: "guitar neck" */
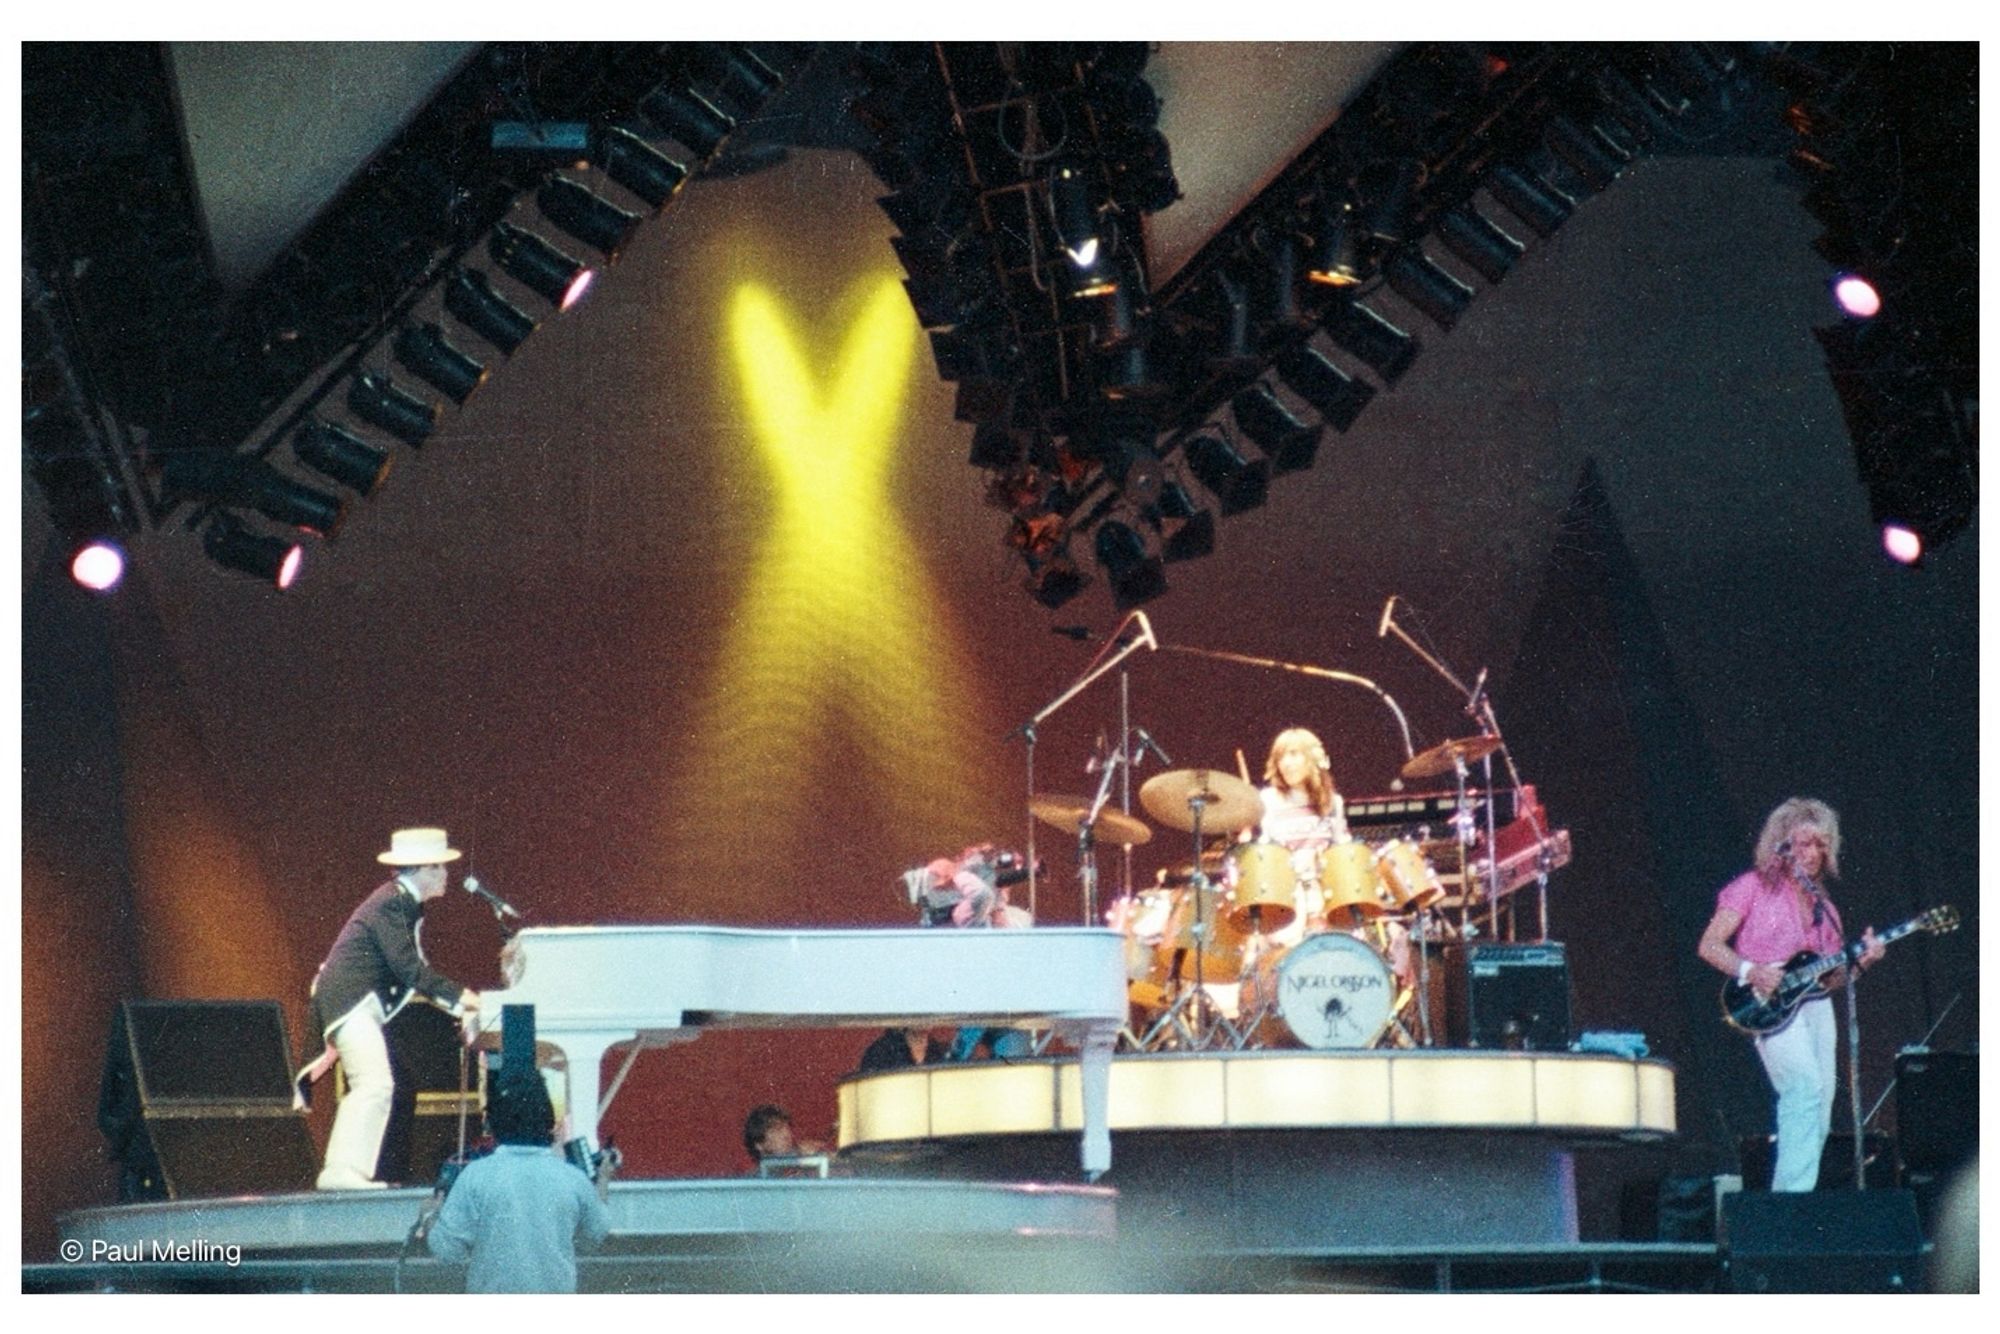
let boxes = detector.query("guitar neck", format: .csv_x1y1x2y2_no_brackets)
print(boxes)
1788,916,1921,986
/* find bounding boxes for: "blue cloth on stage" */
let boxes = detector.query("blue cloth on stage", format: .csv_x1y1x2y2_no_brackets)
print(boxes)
1572,1030,1649,1059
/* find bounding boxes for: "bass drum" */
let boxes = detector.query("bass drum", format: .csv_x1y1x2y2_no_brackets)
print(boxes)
1275,932,1395,1050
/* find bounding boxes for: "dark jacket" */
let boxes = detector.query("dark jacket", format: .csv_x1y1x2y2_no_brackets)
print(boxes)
308,880,465,1041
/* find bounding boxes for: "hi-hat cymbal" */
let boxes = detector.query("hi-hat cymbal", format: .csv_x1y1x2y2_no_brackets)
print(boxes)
1138,768,1263,834
1028,794,1153,846
1400,735,1503,780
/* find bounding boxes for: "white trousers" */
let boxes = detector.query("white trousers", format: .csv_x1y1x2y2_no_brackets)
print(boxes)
1754,997,1838,1192
317,997,393,1189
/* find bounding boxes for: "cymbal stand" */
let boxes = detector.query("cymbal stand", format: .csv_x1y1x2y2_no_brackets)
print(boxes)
1470,690,1553,942
1075,739,1127,927
1140,791,1235,1051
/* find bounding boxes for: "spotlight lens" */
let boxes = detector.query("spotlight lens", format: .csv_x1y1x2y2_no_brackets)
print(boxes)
276,544,304,590
1833,274,1881,319
1881,523,1922,565
1066,237,1100,269
71,541,125,591
560,267,597,312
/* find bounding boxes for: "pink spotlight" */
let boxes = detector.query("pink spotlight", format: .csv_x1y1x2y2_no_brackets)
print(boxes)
70,540,125,592
276,544,305,590
1881,523,1923,565
559,267,597,312
1833,273,1881,319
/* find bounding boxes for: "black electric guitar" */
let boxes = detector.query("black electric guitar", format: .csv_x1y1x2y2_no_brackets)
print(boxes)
1720,904,1958,1035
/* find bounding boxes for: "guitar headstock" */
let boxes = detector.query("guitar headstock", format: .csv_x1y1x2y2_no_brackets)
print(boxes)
1917,904,1960,936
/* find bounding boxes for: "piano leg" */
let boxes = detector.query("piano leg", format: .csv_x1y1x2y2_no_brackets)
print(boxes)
553,1033,630,1151
1072,1022,1117,1179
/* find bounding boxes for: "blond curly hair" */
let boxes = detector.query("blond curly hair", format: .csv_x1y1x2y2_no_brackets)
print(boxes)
1754,797,1841,878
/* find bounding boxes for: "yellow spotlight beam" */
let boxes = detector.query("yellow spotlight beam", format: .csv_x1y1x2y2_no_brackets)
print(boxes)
671,277,994,896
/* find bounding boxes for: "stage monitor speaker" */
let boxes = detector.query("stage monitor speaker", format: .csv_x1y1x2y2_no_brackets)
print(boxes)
1893,1049,1976,1174
1722,1189,1925,1292
99,1000,317,1200
1444,942,1571,1050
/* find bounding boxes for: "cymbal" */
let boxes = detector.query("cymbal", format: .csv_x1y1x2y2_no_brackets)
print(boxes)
1028,794,1153,846
1138,768,1263,834
1400,735,1503,780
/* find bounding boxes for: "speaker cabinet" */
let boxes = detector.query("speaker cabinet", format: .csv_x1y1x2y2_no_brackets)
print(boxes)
1723,1189,1925,1292
1443,942,1572,1050
98,1000,317,1200
1894,1049,1976,1175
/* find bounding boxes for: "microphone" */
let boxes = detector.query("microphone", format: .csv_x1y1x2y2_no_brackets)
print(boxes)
1134,727,1173,766
1465,667,1490,718
1131,611,1159,651
462,874,524,920
1377,595,1398,638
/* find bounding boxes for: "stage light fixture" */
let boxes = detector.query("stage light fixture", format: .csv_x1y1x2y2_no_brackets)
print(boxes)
712,44,784,106
294,419,393,497
599,126,689,209
1049,163,1101,269
202,513,302,589
1486,165,1574,238
1362,159,1423,243
1160,509,1215,564
1261,231,1308,332
640,86,736,158
1102,436,1165,507
1546,115,1630,192
1026,556,1088,609
1385,248,1476,330
1208,273,1261,372
1881,522,1923,565
1231,384,1321,475
1322,301,1419,385
1093,520,1168,610
1100,342,1166,402
348,371,441,447
1307,199,1365,288
1276,345,1375,433
245,466,346,537
1436,207,1524,285
70,539,125,592
1832,273,1882,319
538,177,641,260
394,322,488,405
445,268,539,355
489,223,595,311
1184,432,1270,517
1153,480,1200,522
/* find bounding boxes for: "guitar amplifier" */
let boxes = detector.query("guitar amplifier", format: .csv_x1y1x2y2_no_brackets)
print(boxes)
1442,942,1572,1051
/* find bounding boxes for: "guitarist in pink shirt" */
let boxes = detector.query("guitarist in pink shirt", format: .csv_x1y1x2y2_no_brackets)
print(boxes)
1698,798,1884,1192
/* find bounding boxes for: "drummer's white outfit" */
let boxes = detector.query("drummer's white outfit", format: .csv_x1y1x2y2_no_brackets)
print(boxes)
1257,787,1346,948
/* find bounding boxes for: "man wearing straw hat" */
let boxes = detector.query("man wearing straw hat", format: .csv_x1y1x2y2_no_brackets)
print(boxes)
296,827,482,1189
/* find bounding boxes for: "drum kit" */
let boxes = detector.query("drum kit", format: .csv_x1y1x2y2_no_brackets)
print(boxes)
1027,749,1489,1053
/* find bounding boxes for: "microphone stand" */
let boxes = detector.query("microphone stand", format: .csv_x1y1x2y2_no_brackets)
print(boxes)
1157,644,1416,767
1008,612,1159,923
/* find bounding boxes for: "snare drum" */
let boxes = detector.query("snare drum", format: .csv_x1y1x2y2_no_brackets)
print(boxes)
1225,841,1298,932
1275,932,1395,1049
1316,841,1389,928
1375,838,1445,912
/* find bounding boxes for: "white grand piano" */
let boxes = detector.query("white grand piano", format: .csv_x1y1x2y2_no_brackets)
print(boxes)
473,925,1130,1175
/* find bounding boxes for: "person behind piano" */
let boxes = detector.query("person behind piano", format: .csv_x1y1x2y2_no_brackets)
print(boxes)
426,1069,610,1292
858,1027,940,1073
743,1104,826,1170
294,827,482,1190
